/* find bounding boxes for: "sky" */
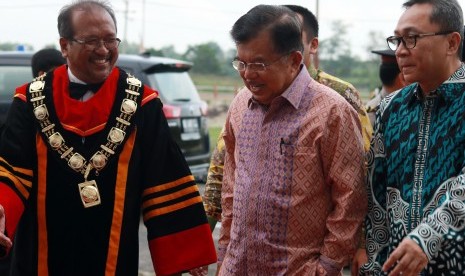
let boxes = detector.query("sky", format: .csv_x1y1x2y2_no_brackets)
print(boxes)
1,0,464,60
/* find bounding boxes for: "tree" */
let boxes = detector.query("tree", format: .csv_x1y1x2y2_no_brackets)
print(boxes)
366,30,388,61
315,20,382,99
222,48,239,76
159,45,183,60
318,20,355,78
183,42,223,74
318,20,351,61
119,41,143,54
142,47,164,57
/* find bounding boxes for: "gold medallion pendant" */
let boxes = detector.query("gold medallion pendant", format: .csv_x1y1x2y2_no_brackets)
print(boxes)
29,73,141,208
78,180,101,208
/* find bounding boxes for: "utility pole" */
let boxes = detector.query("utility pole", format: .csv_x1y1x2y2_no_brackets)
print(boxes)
123,0,129,53
314,0,320,68
139,0,145,53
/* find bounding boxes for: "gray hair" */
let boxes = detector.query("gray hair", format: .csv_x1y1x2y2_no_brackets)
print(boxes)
57,0,117,39
230,5,303,55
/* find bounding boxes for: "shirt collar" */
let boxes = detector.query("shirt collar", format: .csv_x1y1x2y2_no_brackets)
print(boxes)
247,65,311,110
408,63,465,105
68,67,86,84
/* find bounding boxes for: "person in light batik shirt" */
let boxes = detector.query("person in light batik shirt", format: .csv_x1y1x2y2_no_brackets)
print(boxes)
203,4,372,233
216,5,366,275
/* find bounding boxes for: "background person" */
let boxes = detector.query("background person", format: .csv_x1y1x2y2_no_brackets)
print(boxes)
365,48,406,126
361,0,465,275
31,48,66,78
217,5,366,275
286,4,372,151
0,1,216,275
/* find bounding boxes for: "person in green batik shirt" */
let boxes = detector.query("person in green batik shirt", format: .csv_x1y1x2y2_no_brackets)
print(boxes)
358,0,465,274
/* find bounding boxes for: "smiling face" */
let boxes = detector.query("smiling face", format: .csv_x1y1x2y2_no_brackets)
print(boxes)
236,30,302,105
394,3,453,92
60,6,118,84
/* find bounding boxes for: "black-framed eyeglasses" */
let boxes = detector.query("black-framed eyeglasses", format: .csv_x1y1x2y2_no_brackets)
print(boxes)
70,37,121,51
232,54,289,72
386,31,453,51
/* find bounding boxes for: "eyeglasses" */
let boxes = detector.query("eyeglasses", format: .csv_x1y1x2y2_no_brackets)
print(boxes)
232,54,289,72
386,31,453,51
70,37,121,51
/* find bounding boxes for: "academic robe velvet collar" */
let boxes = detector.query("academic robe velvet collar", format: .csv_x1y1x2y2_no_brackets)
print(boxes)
53,65,119,137
13,65,158,137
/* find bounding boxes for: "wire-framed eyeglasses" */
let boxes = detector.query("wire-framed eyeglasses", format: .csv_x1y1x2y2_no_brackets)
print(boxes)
386,31,453,51
232,54,289,72
70,37,121,51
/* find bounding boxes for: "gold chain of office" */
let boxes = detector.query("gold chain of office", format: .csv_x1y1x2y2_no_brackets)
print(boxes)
28,72,142,180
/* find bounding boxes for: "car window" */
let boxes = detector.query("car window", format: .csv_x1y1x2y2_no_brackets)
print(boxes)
147,72,201,102
0,65,32,101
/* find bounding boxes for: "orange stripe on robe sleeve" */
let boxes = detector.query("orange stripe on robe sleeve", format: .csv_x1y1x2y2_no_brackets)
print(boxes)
13,83,28,100
36,135,49,276
149,224,217,276
0,184,25,247
141,85,158,107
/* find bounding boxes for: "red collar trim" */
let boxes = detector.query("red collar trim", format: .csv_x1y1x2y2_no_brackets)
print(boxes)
14,65,159,136
53,65,119,136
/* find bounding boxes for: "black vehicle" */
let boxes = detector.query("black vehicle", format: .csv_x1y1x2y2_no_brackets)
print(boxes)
0,51,210,182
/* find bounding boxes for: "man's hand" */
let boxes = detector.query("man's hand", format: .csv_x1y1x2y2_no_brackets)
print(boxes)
351,248,368,276
215,264,221,276
189,265,208,276
0,204,13,256
382,238,428,276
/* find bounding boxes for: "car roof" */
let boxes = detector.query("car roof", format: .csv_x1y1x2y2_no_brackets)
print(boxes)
0,51,193,71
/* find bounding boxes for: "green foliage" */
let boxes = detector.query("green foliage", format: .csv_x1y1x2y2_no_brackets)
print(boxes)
319,58,380,100
190,73,242,88
184,42,223,74
319,20,350,61
159,45,184,60
366,31,389,61
182,41,238,76
143,48,164,57
208,126,222,152
119,40,143,54
317,19,384,98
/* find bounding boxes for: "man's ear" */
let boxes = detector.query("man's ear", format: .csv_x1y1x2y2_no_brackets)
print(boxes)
309,37,319,55
290,51,303,69
59,37,69,58
447,31,462,56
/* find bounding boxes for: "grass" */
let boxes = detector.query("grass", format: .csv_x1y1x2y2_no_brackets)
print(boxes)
191,73,242,87
209,126,222,152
